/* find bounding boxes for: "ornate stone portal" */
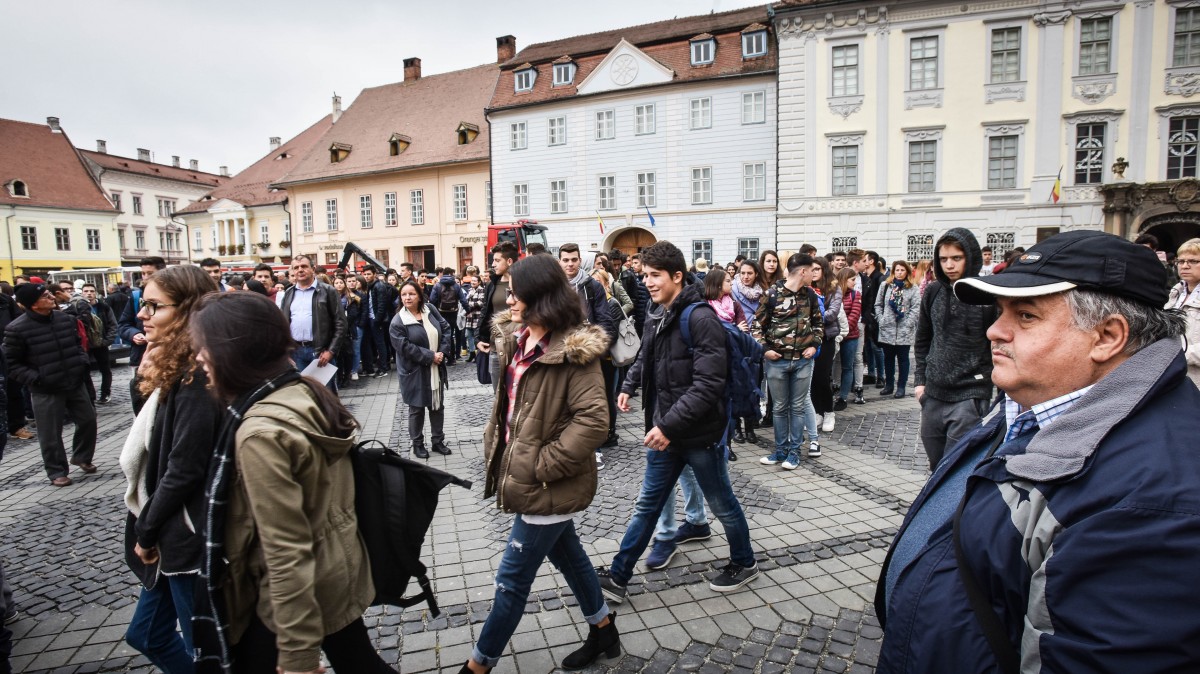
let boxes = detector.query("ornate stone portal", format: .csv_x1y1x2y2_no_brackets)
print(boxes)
1101,178,1200,253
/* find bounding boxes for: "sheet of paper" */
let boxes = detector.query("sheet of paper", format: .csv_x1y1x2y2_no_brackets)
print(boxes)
300,360,338,385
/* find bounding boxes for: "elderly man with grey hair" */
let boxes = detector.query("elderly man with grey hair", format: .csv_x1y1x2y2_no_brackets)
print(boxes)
874,230,1200,673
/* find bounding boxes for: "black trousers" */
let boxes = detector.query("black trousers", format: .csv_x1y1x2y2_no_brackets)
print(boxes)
4,378,24,435
232,615,395,674
89,347,112,399
811,340,836,415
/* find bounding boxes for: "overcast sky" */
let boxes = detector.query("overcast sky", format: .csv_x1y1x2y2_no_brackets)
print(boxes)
2,0,764,176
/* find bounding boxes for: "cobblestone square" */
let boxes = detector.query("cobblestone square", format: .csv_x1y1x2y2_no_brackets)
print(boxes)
1,363,930,673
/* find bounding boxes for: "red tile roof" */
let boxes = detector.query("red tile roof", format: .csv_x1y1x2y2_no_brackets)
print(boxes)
0,118,117,212
275,64,499,187
488,6,774,111
80,150,228,188
176,115,334,215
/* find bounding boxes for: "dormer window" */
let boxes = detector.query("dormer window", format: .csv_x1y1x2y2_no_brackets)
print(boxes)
742,28,768,58
329,142,352,163
388,133,412,156
274,152,291,160
514,66,536,92
553,61,576,86
690,36,716,65
7,180,28,198
456,122,480,145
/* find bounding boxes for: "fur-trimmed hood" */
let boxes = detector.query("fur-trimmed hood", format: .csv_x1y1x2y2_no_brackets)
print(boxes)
491,310,610,366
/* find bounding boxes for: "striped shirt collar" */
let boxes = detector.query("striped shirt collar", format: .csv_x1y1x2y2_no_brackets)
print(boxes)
1004,385,1094,442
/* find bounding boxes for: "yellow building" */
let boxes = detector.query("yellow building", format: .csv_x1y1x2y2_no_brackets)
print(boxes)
274,56,500,274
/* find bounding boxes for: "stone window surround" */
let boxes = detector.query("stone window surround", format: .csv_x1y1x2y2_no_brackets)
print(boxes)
1156,102,1200,179
827,131,866,197
903,25,946,109
981,120,1028,191
1167,0,1200,96
1062,109,1124,185
902,126,944,194
1070,7,1121,104
826,35,865,119
983,16,1030,103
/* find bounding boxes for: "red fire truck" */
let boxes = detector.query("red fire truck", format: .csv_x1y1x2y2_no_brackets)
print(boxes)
488,220,548,258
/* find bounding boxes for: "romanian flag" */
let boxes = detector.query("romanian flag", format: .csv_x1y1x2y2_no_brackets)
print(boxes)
1050,166,1062,204
644,205,656,227
596,211,605,235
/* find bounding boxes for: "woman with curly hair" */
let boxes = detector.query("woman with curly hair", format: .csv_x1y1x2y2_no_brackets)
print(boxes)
121,265,223,673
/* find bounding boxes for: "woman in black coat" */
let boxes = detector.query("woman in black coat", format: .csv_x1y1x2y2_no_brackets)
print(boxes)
389,280,451,459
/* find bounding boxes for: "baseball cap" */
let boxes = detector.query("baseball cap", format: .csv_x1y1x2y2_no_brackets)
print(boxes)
953,230,1169,308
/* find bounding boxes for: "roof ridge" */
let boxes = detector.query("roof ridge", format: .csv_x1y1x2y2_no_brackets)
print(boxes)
79,149,227,177
0,117,56,128
362,62,499,93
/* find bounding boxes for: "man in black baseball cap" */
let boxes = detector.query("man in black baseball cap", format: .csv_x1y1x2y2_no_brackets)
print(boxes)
876,229,1200,671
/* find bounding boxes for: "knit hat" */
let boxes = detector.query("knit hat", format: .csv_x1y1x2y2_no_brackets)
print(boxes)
15,282,47,308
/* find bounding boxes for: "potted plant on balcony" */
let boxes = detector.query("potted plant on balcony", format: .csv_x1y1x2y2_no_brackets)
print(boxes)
279,239,292,250
218,244,227,256
256,242,271,251
236,244,246,255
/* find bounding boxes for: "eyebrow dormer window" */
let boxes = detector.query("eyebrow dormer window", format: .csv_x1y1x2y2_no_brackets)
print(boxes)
691,37,716,65
329,142,352,163
514,67,536,92
388,133,411,156
457,122,480,145
742,30,767,58
8,180,28,197
553,62,575,86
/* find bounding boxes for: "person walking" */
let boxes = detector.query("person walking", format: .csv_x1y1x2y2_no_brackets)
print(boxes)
874,261,921,398
122,266,223,674
81,283,117,403
462,254,615,673
703,268,750,461
1167,237,1200,388
809,257,842,432
390,280,452,459
188,291,395,674
833,269,863,411
4,282,96,486
477,242,519,391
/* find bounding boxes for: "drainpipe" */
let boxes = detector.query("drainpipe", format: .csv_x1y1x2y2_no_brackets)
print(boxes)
5,206,16,279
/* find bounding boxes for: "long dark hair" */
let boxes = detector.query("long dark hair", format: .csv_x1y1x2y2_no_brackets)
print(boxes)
703,268,728,300
398,279,426,311
189,292,356,437
811,256,835,297
759,250,782,285
508,254,584,332
739,260,766,290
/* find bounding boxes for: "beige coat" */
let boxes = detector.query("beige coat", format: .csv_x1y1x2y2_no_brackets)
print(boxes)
1167,281,1200,389
223,382,373,672
483,312,609,515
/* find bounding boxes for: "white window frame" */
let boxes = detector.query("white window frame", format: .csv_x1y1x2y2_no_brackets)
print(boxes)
691,39,715,65
692,240,713,264
1073,122,1108,185
210,227,217,249
1167,114,1200,179
283,221,291,241
690,97,712,130
635,104,656,135
111,192,122,212
485,181,492,220
259,221,270,244
595,110,615,140
510,122,527,150
982,121,1026,190
135,230,146,250
904,127,944,193
19,225,36,250
987,25,1024,84
831,43,861,97
741,91,766,125
598,175,616,211
738,238,760,261
513,183,529,217
132,194,143,215
514,68,536,92
1173,5,1200,67
359,194,373,228
1077,16,1113,76
636,171,656,208
86,228,101,252
410,189,424,225
301,201,313,233
384,192,397,226
832,144,860,196
906,31,944,92
194,228,203,250
325,198,338,231
549,179,568,214
553,62,575,86
742,31,767,58
547,116,566,146
453,184,468,221
743,162,766,201
691,167,712,205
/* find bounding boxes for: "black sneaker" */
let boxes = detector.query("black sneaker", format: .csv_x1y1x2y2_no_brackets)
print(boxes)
833,398,848,412
596,567,628,603
2,608,18,625
601,433,619,448
99,394,111,404
672,521,712,544
709,562,760,592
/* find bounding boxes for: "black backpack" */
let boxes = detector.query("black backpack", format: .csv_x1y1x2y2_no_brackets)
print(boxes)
350,440,472,615
437,283,460,314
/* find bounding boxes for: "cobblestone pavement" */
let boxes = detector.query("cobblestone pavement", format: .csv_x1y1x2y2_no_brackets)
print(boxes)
0,361,930,673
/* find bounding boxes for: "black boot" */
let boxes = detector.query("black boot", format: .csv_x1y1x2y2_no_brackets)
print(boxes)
412,440,430,459
431,440,452,455
561,613,621,670
745,419,759,444
733,418,746,444
852,387,866,405
457,662,489,674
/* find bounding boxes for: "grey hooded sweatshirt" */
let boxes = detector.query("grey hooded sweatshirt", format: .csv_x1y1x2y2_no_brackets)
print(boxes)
913,227,999,402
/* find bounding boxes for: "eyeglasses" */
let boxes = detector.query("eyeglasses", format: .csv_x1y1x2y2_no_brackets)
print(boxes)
505,289,521,302
139,299,177,316
1176,258,1200,268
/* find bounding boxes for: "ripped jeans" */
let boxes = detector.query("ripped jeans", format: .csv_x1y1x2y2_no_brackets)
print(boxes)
472,515,609,667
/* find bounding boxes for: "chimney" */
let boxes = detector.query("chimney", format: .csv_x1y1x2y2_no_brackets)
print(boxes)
189,159,199,171
496,35,516,63
220,166,230,177
46,117,61,132
332,93,343,123
137,148,151,162
269,136,281,151
96,139,107,153
404,57,422,82
171,155,180,167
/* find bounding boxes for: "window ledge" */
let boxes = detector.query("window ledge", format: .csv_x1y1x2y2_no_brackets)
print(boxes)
827,95,864,119
1165,66,1200,97
984,81,1026,104
901,196,943,207
1072,73,1117,104
904,89,943,110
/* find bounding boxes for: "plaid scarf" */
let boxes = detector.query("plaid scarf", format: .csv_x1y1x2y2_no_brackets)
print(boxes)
192,370,301,674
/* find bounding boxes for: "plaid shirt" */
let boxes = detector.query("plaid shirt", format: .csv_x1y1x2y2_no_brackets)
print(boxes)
1004,385,1094,443
505,326,550,444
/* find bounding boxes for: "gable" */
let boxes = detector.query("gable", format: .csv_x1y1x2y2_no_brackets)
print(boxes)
208,198,247,212
576,39,674,96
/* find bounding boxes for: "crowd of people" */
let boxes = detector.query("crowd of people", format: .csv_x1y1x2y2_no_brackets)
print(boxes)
0,225,1198,673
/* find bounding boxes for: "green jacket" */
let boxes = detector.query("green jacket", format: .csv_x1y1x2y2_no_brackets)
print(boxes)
223,382,373,672
751,284,824,358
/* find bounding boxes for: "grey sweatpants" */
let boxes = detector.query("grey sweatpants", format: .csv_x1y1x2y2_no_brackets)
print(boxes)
31,384,97,481
919,395,990,470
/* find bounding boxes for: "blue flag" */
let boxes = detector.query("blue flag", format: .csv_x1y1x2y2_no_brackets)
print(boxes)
644,205,656,227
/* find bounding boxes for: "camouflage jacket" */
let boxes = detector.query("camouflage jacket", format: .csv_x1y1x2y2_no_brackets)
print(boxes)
751,284,823,359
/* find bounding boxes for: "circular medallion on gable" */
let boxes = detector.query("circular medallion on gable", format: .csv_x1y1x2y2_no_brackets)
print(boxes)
611,54,638,86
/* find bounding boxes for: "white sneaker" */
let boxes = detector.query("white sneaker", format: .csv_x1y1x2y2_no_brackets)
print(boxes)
781,453,800,470
350,372,359,381
808,441,822,458
821,412,835,433
596,452,604,469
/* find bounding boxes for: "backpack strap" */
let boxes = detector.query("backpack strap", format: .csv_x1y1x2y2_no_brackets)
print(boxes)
679,302,704,356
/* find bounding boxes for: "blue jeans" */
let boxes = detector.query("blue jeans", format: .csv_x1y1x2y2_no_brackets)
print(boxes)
864,335,884,377
351,326,363,374
764,358,817,457
473,516,608,667
610,445,755,584
125,574,197,674
880,342,910,391
653,465,707,542
465,327,477,355
294,345,336,391
839,337,860,398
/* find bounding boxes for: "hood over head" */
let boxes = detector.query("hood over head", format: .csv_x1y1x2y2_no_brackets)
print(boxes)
933,227,984,285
